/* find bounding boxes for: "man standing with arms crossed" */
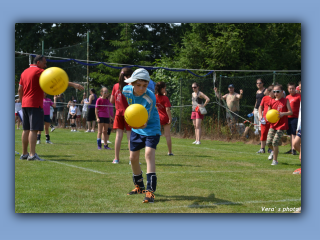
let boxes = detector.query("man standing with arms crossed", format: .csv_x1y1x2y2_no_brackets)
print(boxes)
19,55,84,160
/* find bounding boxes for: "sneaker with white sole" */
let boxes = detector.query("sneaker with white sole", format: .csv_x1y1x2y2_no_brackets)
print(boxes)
192,141,197,144
112,159,119,164
36,140,41,144
51,127,55,132
46,140,53,144
268,151,273,160
271,160,278,165
27,153,45,161
85,129,90,132
19,153,29,160
168,153,174,156
195,141,201,145
101,140,104,144
107,140,112,144
256,148,265,153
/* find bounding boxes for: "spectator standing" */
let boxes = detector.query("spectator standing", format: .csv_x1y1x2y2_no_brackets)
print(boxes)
86,88,97,132
56,94,65,128
15,98,22,129
214,84,243,133
253,78,266,135
81,92,89,130
155,82,173,155
69,100,78,132
36,92,56,144
285,83,301,155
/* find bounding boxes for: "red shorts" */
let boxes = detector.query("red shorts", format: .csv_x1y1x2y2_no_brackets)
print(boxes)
191,111,204,120
15,113,18,116
260,122,271,141
160,116,169,126
76,115,81,118
113,115,131,131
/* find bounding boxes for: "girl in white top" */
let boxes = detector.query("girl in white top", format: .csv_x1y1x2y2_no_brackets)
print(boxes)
15,99,22,129
69,101,78,132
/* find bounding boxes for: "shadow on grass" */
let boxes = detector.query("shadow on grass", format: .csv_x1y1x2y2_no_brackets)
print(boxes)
45,158,108,163
279,162,301,167
177,155,215,159
156,163,201,167
156,193,241,209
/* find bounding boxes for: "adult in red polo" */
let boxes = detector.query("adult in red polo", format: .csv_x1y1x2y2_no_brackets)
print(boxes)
285,82,301,155
19,55,84,161
18,55,47,161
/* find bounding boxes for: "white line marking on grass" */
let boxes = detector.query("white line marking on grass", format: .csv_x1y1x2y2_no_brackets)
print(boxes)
46,160,108,175
125,198,301,212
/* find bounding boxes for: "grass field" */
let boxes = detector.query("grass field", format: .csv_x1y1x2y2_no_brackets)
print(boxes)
15,128,301,213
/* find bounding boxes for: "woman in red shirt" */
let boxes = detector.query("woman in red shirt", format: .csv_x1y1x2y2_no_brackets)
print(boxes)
155,82,173,156
257,85,274,153
110,67,133,164
266,84,293,165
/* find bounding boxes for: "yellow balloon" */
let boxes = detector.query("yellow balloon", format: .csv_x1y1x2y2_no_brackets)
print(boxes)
266,109,280,123
125,104,148,128
39,67,69,95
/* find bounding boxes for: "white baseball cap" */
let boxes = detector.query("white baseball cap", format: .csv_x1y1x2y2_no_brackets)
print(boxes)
124,68,150,83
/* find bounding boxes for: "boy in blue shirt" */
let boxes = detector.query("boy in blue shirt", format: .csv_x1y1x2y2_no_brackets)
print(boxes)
122,68,161,203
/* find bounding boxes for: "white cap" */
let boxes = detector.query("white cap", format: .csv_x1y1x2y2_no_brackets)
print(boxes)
124,68,150,83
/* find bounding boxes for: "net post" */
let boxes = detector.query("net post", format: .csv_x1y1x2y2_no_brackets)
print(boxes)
87,31,89,97
273,71,276,84
179,78,182,134
42,41,44,55
218,75,222,129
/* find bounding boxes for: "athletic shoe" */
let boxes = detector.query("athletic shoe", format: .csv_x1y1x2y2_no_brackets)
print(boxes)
107,140,112,144
97,146,102,150
71,129,73,132
112,159,119,164
292,150,298,155
19,153,29,160
271,160,278,165
36,140,41,144
192,141,197,144
27,153,45,161
256,148,265,153
85,129,90,132
143,190,155,203
101,140,104,144
268,148,272,153
127,185,146,195
293,168,301,174
284,149,292,154
51,127,55,132
46,140,53,144
104,145,111,150
91,129,95,132
168,153,174,156
268,151,273,160
195,141,201,145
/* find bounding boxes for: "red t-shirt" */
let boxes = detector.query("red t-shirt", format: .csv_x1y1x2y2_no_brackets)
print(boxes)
156,95,171,123
286,93,301,118
260,95,272,120
269,97,289,130
19,64,44,108
111,83,129,116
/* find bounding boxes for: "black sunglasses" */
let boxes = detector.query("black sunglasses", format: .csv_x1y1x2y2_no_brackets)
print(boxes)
192,86,197,89
256,82,262,84
273,90,281,93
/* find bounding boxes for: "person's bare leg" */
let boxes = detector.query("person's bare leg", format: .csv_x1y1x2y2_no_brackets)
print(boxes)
196,119,202,142
87,121,91,131
130,150,141,175
126,131,131,150
29,130,38,156
22,130,29,155
145,147,156,173
192,119,197,142
115,129,124,160
273,146,279,161
91,121,96,132
163,124,172,154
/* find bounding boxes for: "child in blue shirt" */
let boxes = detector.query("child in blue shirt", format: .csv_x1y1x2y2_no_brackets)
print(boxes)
122,68,161,203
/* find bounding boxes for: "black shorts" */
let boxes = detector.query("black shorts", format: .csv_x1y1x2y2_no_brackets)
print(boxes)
87,108,96,121
287,118,298,135
70,114,77,119
98,117,110,124
22,107,44,131
44,115,51,123
130,131,160,151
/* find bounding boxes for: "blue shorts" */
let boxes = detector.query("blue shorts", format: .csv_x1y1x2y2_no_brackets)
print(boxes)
287,118,298,135
130,131,160,152
44,115,51,123
297,130,301,139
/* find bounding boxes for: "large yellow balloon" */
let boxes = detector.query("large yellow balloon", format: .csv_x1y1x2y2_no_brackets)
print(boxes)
39,67,69,95
125,104,148,128
266,109,280,123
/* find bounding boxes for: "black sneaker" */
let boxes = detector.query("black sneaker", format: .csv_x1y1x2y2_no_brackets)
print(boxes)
19,153,29,160
284,149,292,154
292,150,298,155
143,190,155,203
127,185,145,195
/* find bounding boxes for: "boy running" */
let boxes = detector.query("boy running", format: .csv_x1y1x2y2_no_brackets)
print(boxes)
122,68,161,203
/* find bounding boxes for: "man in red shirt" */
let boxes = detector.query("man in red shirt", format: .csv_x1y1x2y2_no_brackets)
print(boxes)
18,55,47,161
19,55,85,161
285,83,301,155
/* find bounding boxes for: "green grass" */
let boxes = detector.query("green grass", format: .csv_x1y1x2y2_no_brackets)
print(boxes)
15,128,301,213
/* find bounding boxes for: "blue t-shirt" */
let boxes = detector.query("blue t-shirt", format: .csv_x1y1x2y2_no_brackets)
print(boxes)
147,79,155,93
123,85,161,136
